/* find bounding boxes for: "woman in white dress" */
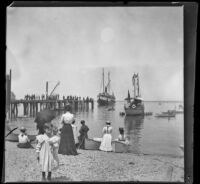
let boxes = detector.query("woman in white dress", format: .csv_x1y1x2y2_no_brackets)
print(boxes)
99,121,112,152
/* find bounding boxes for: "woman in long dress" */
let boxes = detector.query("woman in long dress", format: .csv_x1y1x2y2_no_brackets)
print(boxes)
58,104,78,155
99,121,112,152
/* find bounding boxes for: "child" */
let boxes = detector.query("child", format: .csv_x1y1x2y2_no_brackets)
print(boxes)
117,128,126,141
49,126,60,169
35,123,53,181
17,127,32,148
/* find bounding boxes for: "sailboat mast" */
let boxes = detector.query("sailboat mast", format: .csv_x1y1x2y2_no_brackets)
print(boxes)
108,72,110,93
133,73,136,98
137,73,140,97
102,68,104,93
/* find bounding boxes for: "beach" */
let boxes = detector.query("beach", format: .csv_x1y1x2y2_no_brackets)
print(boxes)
4,141,184,182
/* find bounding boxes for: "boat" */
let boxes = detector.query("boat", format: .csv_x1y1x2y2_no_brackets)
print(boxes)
124,73,144,115
97,68,116,105
155,110,176,118
111,140,129,153
5,132,36,142
5,124,36,142
84,138,102,150
175,105,184,114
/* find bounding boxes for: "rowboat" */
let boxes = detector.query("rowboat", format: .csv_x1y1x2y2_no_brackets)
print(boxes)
111,140,129,153
85,138,102,150
155,110,176,118
5,132,36,142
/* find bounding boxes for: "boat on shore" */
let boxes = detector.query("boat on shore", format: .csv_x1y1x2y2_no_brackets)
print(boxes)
124,73,144,116
84,138,102,150
97,68,116,106
5,132,36,142
111,140,129,153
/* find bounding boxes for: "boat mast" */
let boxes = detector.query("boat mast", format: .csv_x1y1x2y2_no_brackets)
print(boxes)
107,72,110,93
137,73,140,97
133,73,136,98
102,68,105,93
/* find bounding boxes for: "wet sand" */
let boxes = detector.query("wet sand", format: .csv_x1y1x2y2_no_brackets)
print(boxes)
4,141,184,182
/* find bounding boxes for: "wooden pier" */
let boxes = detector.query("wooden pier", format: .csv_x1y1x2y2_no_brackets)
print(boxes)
10,99,94,119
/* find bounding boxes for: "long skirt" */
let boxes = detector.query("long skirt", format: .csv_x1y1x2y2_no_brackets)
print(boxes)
99,134,112,152
58,124,78,155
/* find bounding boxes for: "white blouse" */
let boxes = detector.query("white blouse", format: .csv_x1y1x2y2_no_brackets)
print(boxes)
18,133,29,143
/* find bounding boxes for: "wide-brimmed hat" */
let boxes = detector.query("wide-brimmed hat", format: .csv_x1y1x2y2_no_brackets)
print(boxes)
106,121,111,125
20,127,26,132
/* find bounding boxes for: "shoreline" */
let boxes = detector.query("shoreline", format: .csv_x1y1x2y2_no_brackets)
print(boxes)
4,141,184,182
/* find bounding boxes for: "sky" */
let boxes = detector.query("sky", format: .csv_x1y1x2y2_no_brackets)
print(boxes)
6,7,183,101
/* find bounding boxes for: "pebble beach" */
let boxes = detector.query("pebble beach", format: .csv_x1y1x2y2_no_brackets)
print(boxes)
4,141,184,182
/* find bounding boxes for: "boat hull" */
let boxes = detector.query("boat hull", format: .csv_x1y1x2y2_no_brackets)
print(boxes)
111,141,129,153
124,104,144,116
5,133,36,142
97,98,115,106
85,138,101,150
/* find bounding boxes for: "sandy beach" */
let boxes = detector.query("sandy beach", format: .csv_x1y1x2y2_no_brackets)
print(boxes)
4,141,184,182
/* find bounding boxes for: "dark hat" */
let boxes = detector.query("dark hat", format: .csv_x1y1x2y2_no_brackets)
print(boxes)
119,127,124,131
20,127,26,132
106,121,111,125
81,120,85,124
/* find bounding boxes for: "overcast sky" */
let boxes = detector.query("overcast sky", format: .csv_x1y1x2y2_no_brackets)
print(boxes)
6,7,183,101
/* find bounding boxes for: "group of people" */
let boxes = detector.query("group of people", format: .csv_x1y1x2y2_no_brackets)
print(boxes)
16,103,129,181
99,121,130,152
17,104,89,181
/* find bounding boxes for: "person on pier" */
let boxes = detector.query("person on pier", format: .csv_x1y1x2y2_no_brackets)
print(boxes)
99,121,113,152
78,120,89,149
58,104,78,155
17,127,33,148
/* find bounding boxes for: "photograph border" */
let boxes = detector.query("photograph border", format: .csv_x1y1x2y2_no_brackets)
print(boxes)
2,1,197,183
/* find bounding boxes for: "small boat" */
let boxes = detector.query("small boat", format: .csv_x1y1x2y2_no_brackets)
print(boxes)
144,112,153,116
97,68,116,106
179,145,184,152
5,132,36,142
155,110,176,118
85,138,102,150
111,140,129,153
124,73,144,116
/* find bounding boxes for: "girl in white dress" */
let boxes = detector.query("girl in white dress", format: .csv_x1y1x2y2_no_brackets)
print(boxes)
71,120,79,148
36,123,53,181
99,121,112,152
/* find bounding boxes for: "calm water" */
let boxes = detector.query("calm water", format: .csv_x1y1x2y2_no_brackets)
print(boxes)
9,101,184,157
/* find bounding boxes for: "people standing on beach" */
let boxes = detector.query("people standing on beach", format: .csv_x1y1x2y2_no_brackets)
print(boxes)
58,104,78,155
71,120,79,148
36,123,54,181
49,126,60,169
78,120,89,149
17,127,32,148
99,121,113,152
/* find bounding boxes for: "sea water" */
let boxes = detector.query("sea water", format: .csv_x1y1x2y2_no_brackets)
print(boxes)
8,101,184,157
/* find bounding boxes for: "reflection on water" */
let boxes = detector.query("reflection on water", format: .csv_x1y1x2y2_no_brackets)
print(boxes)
124,115,144,154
